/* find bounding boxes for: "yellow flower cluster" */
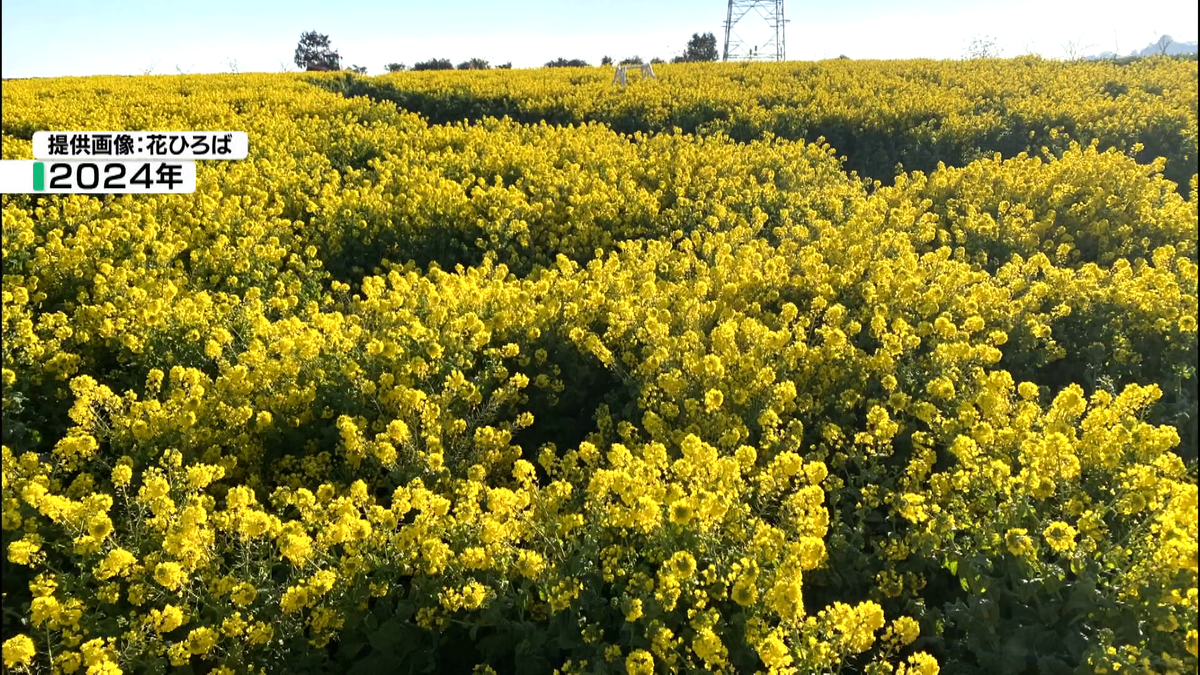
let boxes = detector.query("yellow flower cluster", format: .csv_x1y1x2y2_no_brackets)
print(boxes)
1,62,1195,674
326,56,1198,186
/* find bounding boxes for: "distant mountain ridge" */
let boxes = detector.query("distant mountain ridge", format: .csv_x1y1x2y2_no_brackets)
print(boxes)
1087,35,1198,60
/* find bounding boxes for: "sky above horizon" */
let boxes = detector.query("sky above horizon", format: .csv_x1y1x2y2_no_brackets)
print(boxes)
2,0,1197,79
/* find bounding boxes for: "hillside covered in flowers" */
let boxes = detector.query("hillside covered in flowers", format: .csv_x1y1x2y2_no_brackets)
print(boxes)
1,58,1197,674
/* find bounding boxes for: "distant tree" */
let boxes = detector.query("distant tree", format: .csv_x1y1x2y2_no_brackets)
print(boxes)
349,64,368,75
496,62,513,69
1154,34,1174,55
458,58,491,70
412,58,455,71
837,54,850,60
385,62,407,72
545,58,590,67
601,55,614,66
963,35,1000,59
650,57,665,64
679,32,719,62
1061,34,1095,61
294,31,341,71
620,56,643,65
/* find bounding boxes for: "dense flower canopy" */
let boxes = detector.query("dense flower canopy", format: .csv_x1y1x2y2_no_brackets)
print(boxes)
1,60,1197,675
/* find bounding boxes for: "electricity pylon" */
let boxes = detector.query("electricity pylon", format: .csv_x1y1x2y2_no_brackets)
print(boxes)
722,0,787,61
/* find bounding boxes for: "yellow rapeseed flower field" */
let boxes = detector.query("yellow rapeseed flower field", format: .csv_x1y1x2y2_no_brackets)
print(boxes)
1,60,1197,675
330,57,1199,186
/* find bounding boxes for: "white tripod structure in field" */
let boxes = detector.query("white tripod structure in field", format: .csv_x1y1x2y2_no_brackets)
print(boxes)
612,62,656,87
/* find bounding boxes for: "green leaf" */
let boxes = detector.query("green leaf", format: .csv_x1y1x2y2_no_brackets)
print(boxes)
338,637,370,666
394,600,416,622
349,653,393,675
1036,656,1072,675
369,619,406,655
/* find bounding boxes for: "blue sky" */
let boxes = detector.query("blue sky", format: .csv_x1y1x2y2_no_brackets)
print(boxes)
2,0,1197,78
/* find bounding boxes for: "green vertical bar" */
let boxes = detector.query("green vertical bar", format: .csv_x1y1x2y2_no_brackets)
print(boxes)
33,162,45,191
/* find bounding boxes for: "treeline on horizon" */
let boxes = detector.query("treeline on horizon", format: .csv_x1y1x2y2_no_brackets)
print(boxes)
391,54,697,73
386,34,720,73
386,51,1199,73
